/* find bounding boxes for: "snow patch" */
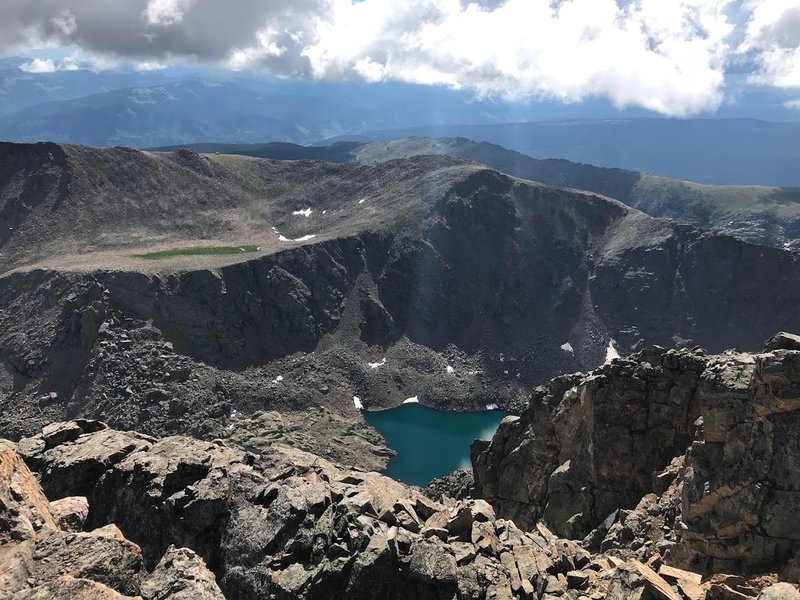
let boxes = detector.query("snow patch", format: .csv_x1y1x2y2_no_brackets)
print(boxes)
279,234,316,243
292,208,312,217
485,403,499,411
605,339,620,363
403,396,419,404
560,342,574,353
358,198,366,204
368,358,386,369
353,396,363,410
271,375,284,384
446,365,455,374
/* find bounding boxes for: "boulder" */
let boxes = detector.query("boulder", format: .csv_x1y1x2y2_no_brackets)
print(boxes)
763,332,800,352
758,583,800,600
140,545,224,600
409,539,458,585
49,496,89,532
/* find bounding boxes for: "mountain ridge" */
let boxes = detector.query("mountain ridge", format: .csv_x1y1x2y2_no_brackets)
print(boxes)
161,136,800,250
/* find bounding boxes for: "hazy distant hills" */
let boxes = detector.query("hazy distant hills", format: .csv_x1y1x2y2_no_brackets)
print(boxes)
161,137,800,250
0,58,175,115
0,78,387,147
331,119,800,186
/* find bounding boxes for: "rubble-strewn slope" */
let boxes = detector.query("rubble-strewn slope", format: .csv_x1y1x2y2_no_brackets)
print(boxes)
473,332,800,589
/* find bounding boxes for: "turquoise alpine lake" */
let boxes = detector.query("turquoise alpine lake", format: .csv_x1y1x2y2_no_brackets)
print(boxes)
363,403,509,487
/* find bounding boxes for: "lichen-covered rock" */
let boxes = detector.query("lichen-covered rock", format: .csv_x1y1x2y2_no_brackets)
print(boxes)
12,575,140,600
758,583,800,600
48,496,89,532
140,545,224,600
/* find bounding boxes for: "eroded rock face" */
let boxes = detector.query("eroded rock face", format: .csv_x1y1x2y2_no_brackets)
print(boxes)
473,340,800,581
0,440,224,600
677,349,800,574
473,347,706,539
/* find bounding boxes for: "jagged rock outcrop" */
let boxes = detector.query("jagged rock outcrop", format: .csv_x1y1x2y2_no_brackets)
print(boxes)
0,438,224,599
473,335,800,586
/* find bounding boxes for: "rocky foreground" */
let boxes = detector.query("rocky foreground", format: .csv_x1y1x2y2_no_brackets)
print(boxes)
4,335,800,599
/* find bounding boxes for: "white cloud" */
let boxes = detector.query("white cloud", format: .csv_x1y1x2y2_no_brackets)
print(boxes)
299,0,735,115
144,0,193,26
739,0,800,87
19,58,58,73
785,98,800,109
133,59,167,71
18,52,117,73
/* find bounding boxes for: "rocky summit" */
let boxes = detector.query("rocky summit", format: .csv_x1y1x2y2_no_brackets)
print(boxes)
1,334,800,599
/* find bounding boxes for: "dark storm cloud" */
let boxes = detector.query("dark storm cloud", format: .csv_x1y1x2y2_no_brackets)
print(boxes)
0,0,328,73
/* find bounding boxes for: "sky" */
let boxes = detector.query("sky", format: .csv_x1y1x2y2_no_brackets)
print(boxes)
1,0,799,117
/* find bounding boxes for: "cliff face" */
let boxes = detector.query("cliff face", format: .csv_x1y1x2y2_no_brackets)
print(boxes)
4,142,800,476
472,333,800,580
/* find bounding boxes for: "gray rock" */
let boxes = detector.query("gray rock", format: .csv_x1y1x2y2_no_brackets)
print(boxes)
758,583,800,600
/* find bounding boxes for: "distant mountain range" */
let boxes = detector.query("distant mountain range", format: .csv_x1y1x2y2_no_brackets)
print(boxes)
158,137,800,250
0,78,389,147
1,56,800,185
